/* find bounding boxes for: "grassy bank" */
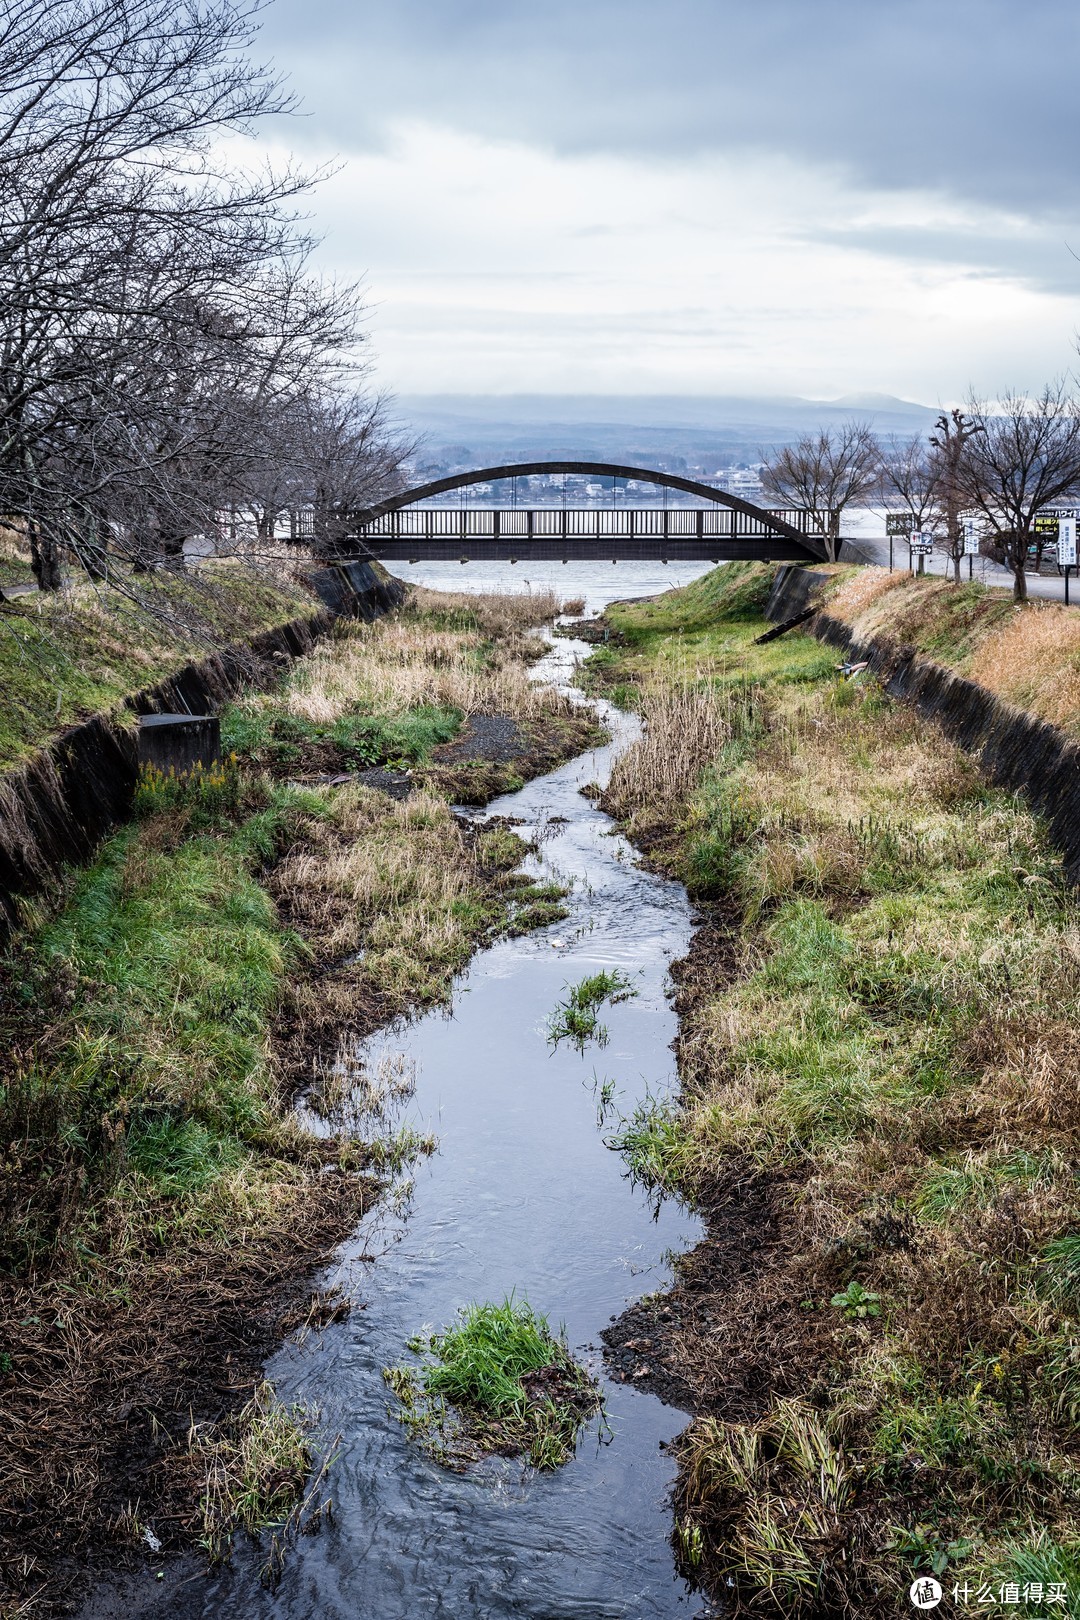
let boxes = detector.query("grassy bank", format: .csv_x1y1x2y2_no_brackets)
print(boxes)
0,558,326,769
0,585,594,1615
804,564,1080,741
590,563,1080,1616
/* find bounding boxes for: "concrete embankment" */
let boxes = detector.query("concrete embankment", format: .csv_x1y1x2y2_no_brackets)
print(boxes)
766,562,1080,882
0,560,404,939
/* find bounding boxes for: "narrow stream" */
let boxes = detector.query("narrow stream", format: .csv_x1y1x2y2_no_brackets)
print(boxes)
184,564,714,1620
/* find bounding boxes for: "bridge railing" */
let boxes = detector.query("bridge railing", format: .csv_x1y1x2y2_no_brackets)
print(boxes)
355,507,829,539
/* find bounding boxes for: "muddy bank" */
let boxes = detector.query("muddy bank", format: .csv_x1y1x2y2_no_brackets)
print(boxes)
4,1177,376,1616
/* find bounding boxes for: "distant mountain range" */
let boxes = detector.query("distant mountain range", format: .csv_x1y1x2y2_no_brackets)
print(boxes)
392,393,941,471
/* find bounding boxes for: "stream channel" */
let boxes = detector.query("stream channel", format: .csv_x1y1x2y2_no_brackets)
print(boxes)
182,563,713,1620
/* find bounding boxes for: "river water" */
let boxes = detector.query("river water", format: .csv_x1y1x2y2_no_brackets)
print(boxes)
180,562,715,1620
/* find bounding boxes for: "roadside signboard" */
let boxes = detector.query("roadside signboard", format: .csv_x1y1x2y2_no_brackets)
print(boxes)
886,513,913,537
1034,512,1061,544
909,530,934,555
1059,515,1077,567
963,518,980,556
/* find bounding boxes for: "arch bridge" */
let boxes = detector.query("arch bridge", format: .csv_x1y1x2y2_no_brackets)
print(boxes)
348,461,829,564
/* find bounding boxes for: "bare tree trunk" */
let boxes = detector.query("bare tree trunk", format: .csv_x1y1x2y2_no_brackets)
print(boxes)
1010,538,1029,602
27,520,63,589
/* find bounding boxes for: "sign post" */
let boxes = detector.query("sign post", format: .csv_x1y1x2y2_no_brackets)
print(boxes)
1059,514,1077,606
909,529,933,575
1033,512,1060,586
963,517,979,581
885,513,910,573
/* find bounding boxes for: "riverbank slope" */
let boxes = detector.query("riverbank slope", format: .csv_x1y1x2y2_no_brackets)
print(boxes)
591,563,1080,1616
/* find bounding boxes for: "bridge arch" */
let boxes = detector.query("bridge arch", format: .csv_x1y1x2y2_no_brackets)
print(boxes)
350,461,827,561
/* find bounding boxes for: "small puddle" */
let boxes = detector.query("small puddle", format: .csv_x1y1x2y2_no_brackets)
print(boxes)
178,567,712,1620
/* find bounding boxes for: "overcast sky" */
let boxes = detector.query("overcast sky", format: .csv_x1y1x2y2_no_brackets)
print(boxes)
251,0,1080,402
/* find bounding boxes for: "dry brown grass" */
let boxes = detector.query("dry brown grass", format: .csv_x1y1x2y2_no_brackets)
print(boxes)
826,566,1080,739
276,604,574,729
966,602,1080,733
603,677,755,842
0,520,30,564
275,785,480,970
266,783,536,1095
674,1400,854,1614
590,576,1080,1610
410,583,565,636
826,564,909,625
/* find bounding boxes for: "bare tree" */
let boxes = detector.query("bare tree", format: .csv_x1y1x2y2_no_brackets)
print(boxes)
0,0,381,588
302,393,414,560
877,433,939,572
958,385,1080,602
760,421,880,561
928,409,984,582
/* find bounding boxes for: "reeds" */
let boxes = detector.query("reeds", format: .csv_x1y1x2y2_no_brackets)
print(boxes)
604,673,756,831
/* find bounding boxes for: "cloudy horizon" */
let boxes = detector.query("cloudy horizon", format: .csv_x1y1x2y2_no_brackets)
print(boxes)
248,0,1080,403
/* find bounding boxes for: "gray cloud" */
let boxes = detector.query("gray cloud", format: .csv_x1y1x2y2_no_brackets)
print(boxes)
258,0,1080,217
802,225,1080,297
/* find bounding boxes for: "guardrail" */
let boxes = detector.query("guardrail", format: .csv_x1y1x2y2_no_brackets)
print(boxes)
355,506,826,540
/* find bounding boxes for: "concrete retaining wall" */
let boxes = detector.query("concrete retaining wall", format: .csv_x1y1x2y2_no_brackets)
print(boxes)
764,565,1080,882
0,560,405,939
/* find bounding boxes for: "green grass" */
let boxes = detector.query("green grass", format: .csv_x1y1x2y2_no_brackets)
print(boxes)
547,969,637,1051
384,1297,602,1471
222,700,461,772
607,1094,688,1198
0,773,318,1270
597,563,840,696
917,1152,1057,1222
983,1532,1080,1615
0,563,316,768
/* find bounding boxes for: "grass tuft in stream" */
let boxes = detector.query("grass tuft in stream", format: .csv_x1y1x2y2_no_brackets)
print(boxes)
183,1381,328,1566
547,969,638,1052
383,1297,603,1471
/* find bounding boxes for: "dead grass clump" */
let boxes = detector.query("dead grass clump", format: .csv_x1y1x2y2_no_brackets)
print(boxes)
674,1400,856,1614
604,676,756,834
410,583,564,637
826,564,910,624
967,603,1080,735
277,613,574,730
268,785,532,1092
185,1380,317,1564
955,1012,1080,1136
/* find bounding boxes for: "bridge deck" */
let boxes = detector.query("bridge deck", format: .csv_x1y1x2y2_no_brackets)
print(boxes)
353,506,824,563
